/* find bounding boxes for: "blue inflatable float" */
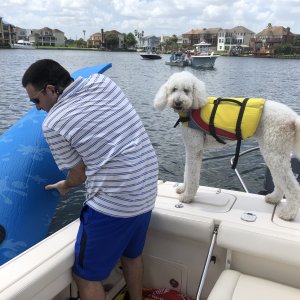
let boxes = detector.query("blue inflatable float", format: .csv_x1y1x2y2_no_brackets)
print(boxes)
0,62,112,265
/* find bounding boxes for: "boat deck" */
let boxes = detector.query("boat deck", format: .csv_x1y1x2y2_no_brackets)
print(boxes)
1,181,300,299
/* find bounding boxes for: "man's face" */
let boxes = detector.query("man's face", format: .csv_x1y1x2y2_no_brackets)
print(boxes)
26,83,58,112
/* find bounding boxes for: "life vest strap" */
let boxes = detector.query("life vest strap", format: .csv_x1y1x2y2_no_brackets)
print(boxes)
174,116,190,128
209,98,226,144
209,97,250,169
232,98,249,169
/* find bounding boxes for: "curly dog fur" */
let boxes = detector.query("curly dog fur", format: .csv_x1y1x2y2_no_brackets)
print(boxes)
154,71,300,221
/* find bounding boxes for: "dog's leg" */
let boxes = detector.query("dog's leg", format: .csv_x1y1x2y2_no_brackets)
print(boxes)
177,127,204,203
277,168,300,221
178,149,203,203
260,144,300,220
265,173,284,204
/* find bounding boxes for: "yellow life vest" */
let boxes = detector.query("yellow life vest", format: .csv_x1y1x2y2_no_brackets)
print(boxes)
178,97,265,141
175,97,266,169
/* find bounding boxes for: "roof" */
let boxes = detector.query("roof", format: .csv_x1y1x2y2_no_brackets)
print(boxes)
231,26,255,34
40,27,53,32
256,26,294,36
183,28,222,35
53,29,64,33
219,26,254,34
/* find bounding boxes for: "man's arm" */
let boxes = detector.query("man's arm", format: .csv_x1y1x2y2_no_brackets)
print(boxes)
45,160,86,195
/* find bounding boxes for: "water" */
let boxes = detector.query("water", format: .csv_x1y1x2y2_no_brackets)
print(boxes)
1,49,300,233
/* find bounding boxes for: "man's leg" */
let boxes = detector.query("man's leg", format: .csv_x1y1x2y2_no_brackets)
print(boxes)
121,255,144,300
73,273,105,300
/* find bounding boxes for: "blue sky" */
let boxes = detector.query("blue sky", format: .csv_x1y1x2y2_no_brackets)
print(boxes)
1,0,300,39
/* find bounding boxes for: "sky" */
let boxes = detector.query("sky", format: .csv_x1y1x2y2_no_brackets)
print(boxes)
1,0,300,40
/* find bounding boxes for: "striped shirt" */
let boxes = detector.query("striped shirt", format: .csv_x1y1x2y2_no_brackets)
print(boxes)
43,74,158,217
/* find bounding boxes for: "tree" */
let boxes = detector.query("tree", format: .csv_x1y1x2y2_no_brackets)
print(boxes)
105,32,119,49
293,35,300,46
274,44,293,55
163,35,179,53
76,38,85,48
170,34,178,44
125,32,137,49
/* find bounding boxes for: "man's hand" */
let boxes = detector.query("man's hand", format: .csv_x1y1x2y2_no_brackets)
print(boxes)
45,180,70,196
45,160,86,196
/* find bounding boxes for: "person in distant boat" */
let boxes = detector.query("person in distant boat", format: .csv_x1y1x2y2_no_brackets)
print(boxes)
22,59,158,300
170,50,176,61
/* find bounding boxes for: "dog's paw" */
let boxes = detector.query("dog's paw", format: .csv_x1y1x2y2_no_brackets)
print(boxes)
178,194,194,203
176,184,185,194
265,193,282,205
277,206,298,221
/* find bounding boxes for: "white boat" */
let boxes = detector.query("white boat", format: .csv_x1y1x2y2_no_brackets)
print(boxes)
190,42,219,68
11,40,36,49
1,148,300,299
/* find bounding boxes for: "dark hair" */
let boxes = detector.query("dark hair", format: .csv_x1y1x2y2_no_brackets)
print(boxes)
22,59,73,92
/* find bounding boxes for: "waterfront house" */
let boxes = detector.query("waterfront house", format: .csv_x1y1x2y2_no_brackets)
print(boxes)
182,28,222,47
88,30,124,50
88,31,104,48
217,26,255,54
141,35,161,52
253,25,295,55
30,27,65,47
15,27,32,42
0,17,15,47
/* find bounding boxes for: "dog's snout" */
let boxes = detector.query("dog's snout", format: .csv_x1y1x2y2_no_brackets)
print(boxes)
174,99,182,106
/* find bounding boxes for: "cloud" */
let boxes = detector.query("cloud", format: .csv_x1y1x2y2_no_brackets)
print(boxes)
0,0,299,39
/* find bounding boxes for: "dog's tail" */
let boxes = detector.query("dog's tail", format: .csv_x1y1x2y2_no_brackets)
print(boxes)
294,117,300,159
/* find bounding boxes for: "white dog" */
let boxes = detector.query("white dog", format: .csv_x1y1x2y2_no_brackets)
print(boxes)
154,71,300,221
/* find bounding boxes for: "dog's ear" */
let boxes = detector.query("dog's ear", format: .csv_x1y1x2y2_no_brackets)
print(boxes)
153,83,168,111
191,77,207,109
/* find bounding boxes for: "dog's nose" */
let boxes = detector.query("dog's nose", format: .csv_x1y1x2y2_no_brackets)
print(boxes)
174,99,182,106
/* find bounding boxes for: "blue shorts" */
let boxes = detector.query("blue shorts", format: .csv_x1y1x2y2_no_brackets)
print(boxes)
72,205,152,281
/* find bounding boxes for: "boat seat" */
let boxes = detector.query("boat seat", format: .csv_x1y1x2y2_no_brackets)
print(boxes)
207,269,300,300
217,221,300,268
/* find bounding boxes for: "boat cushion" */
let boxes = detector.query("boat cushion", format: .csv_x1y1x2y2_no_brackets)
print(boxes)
208,270,300,300
217,221,300,268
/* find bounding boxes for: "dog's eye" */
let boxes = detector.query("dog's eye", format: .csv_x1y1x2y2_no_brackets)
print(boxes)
172,87,177,92
184,88,189,94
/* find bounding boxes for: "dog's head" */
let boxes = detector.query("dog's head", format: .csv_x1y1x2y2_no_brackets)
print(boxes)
153,71,207,113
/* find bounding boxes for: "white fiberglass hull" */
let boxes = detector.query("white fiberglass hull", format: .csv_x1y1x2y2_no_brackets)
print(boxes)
190,55,219,68
1,181,300,299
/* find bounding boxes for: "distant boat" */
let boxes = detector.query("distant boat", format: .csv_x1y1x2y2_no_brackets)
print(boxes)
165,60,189,67
140,53,162,60
11,40,36,50
190,42,219,68
165,52,190,67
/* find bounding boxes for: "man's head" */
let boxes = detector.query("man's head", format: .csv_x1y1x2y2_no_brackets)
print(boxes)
22,59,73,112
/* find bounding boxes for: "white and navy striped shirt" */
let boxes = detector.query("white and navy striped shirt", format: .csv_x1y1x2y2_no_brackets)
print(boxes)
43,74,158,217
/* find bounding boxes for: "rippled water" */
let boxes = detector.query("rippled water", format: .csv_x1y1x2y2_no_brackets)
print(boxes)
1,49,300,232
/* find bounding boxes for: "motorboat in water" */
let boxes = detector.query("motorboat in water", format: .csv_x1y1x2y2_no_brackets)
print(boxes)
190,42,219,68
11,40,36,49
1,146,300,300
165,52,190,67
165,60,189,67
140,52,162,60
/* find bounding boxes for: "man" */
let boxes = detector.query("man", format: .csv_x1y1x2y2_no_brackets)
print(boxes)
22,59,158,300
